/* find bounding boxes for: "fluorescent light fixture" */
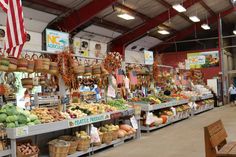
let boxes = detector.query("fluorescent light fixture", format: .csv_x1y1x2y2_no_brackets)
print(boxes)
158,30,170,35
189,16,200,22
233,30,236,35
117,13,135,20
201,24,210,30
172,4,186,12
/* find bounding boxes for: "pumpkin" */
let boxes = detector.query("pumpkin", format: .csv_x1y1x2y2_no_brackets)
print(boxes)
161,115,168,124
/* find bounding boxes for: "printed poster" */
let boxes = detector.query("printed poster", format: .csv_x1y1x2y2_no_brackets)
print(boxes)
187,51,219,69
144,50,154,65
46,29,69,52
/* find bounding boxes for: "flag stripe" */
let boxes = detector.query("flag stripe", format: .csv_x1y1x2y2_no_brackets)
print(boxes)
16,0,26,42
0,0,8,12
9,0,19,46
0,0,26,58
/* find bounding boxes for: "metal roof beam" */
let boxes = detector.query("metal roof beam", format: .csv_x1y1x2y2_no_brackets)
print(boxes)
22,0,68,12
150,7,236,52
110,0,201,55
115,2,178,32
156,0,194,24
50,0,117,32
199,0,216,16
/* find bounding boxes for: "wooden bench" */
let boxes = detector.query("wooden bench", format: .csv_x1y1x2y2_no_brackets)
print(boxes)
204,120,236,157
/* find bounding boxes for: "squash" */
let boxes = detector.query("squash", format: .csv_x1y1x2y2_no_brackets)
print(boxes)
118,129,125,138
119,124,132,132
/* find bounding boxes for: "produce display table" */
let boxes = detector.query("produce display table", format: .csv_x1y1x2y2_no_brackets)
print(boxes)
6,108,140,157
132,94,214,133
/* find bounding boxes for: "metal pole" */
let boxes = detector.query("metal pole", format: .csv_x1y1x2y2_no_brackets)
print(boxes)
218,14,226,105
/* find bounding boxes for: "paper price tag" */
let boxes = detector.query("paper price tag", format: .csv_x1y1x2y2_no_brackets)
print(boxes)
130,116,138,129
170,107,176,116
146,112,154,125
107,85,116,98
16,126,28,137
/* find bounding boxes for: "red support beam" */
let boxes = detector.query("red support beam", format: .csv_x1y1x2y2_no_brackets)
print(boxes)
155,0,194,24
22,0,68,12
151,7,236,52
110,0,200,55
92,17,130,33
51,0,117,32
199,0,216,16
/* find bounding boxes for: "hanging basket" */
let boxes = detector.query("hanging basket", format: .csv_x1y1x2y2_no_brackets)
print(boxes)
84,60,92,76
0,55,9,72
17,58,28,72
8,56,17,72
21,78,33,89
35,55,50,73
49,61,58,75
92,63,101,77
25,54,34,73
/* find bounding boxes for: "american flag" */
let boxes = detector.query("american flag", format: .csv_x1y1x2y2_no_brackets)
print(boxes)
0,0,26,58
116,69,124,84
129,71,138,85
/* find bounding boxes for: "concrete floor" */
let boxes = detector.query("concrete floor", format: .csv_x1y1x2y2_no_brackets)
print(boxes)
94,106,236,157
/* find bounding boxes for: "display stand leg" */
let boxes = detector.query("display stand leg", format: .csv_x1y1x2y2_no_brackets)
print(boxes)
135,116,141,139
10,139,16,157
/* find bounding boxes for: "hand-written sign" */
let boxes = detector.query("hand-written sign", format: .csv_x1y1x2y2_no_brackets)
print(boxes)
68,114,111,127
16,126,29,137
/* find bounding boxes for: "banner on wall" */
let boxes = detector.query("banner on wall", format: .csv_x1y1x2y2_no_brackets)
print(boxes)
187,51,219,69
46,29,69,52
144,50,154,65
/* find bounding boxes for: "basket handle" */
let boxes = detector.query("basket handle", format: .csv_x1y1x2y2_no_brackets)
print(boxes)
25,53,31,60
31,54,38,60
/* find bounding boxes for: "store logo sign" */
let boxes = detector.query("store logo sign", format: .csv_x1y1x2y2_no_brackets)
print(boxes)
46,29,69,52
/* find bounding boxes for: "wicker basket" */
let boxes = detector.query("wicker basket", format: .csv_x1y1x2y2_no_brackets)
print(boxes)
77,64,85,76
24,54,35,73
16,140,39,157
0,56,9,72
21,78,33,89
48,139,70,157
77,138,90,151
17,58,28,72
84,66,92,76
93,134,103,146
92,64,101,76
112,130,119,140
34,55,50,73
72,59,79,75
49,62,58,75
102,132,112,144
58,136,79,155
8,56,17,72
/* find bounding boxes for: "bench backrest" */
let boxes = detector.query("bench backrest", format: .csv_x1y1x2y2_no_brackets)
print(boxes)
205,120,228,148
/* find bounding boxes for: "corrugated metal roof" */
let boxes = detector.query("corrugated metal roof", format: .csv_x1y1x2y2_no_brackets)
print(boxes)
202,0,232,13
185,3,210,20
48,0,92,9
163,15,191,31
120,0,167,18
